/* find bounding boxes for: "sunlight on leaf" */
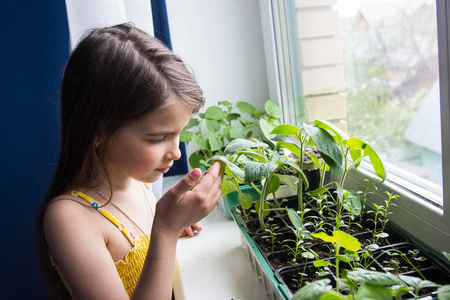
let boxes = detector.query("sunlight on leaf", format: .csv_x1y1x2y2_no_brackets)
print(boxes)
292,279,332,300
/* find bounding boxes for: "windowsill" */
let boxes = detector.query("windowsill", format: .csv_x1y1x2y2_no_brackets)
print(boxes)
163,175,272,300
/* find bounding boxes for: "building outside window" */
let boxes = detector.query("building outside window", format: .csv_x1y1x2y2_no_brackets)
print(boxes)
262,0,449,252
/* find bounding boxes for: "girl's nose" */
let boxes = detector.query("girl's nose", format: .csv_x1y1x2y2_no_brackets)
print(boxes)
165,142,181,161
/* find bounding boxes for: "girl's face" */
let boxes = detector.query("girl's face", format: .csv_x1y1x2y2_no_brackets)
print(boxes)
104,99,193,185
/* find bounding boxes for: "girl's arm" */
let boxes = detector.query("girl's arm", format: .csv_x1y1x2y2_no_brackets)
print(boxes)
133,161,223,299
44,162,223,300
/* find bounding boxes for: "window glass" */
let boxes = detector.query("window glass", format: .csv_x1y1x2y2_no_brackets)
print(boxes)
340,0,442,198
278,0,442,203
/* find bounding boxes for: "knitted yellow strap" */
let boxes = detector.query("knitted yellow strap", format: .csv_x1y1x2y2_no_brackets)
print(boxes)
69,190,136,246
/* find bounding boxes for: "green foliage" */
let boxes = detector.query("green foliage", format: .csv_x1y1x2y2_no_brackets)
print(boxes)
181,100,282,169
293,267,446,300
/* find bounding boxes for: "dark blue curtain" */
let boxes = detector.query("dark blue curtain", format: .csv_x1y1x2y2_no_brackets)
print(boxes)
151,0,189,176
0,1,70,299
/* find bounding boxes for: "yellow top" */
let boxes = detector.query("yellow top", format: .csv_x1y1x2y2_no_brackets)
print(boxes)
114,234,150,297
50,187,152,298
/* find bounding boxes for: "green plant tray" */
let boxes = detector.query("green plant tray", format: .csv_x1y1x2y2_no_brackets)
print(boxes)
230,203,450,300
230,205,290,300
219,184,261,218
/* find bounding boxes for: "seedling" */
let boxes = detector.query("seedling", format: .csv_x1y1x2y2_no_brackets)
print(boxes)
261,226,281,253
311,230,362,290
283,208,312,265
367,191,398,244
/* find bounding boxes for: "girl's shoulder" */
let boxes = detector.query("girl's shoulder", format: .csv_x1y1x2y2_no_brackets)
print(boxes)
45,192,94,222
43,192,104,245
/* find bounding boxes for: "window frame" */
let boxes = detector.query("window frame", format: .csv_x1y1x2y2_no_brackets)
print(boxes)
260,0,450,254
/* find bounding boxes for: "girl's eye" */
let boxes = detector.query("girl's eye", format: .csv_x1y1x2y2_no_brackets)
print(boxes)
148,136,166,144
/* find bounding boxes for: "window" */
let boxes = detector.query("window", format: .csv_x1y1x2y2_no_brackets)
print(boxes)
260,0,450,253
65,0,154,48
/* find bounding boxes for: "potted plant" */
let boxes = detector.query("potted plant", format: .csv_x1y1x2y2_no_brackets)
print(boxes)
209,119,450,300
181,99,282,168
181,99,283,217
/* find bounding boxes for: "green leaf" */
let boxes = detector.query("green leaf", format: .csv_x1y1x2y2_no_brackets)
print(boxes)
309,187,329,197
224,138,267,154
236,101,256,116
399,275,441,291
259,118,277,140
344,190,362,216
318,291,348,300
220,177,238,196
443,251,450,262
226,112,241,122
277,160,309,190
184,118,200,130
255,200,271,217
188,152,205,169
192,135,210,150
254,109,265,119
204,106,228,120
208,136,223,152
270,124,300,136
207,155,245,183
236,150,266,163
348,137,387,183
265,100,282,118
312,230,361,252
238,193,254,209
348,138,387,182
279,174,300,191
336,255,351,263
393,285,412,299
314,119,349,143
244,162,278,184
179,131,193,143
275,141,301,158
313,260,330,268
356,283,392,300
229,125,246,139
266,174,281,195
346,269,404,286
287,208,302,230
292,279,333,300
312,232,335,244
307,152,322,169
218,100,232,108
438,285,450,300
304,124,344,176
205,119,221,133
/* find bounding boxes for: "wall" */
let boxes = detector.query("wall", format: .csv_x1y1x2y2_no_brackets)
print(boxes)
0,1,69,298
166,0,270,159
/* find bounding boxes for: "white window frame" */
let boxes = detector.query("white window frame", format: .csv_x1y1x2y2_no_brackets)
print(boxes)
260,0,450,254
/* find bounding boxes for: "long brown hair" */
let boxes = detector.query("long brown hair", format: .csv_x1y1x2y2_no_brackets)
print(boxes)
35,23,204,299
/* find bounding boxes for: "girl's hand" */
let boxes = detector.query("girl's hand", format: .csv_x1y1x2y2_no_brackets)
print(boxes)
180,223,202,237
153,161,223,239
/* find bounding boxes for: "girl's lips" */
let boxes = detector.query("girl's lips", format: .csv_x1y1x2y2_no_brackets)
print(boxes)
157,167,171,174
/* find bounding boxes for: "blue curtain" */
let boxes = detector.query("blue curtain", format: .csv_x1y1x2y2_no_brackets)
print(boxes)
151,0,189,176
0,1,70,298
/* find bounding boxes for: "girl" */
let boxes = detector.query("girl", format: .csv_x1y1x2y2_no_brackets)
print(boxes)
35,23,223,299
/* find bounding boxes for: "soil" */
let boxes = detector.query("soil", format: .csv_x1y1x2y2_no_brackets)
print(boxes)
267,250,308,270
373,244,433,275
278,263,335,295
232,196,450,298
244,216,286,235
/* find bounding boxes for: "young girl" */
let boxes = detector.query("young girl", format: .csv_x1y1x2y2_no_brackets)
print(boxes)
35,23,223,299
